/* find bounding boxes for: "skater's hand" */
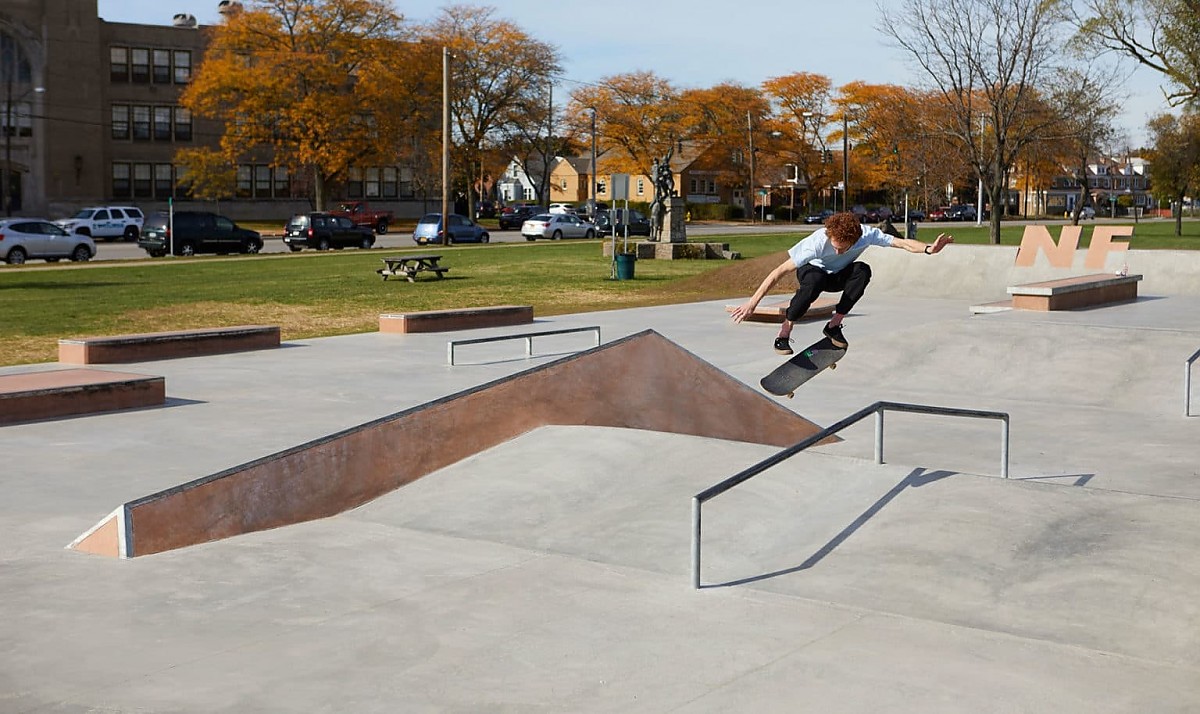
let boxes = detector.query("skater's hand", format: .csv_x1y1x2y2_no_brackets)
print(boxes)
730,301,758,323
929,233,954,254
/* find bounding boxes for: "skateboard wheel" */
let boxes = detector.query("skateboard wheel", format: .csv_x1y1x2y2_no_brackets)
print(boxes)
787,392,794,399
829,363,837,370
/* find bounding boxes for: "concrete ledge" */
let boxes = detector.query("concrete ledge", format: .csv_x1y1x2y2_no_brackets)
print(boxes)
1007,274,1142,311
724,297,838,324
0,369,164,425
59,325,280,364
380,305,533,334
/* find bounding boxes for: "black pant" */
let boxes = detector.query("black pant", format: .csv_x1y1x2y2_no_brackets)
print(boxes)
785,262,872,322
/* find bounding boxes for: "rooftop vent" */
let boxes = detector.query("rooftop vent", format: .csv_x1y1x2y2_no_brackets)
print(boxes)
172,13,197,28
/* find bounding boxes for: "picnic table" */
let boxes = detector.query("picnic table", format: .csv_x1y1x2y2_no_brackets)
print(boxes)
377,254,449,282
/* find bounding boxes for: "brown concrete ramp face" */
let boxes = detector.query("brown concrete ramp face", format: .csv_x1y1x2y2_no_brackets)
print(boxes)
70,330,828,558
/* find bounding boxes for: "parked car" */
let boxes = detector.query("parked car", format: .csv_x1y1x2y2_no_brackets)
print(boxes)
928,206,953,221
907,209,927,221
946,204,977,221
283,213,376,251
498,205,539,230
547,203,576,215
804,209,834,224
0,218,95,264
594,208,651,237
328,201,393,235
55,206,145,242
475,200,496,219
521,213,597,241
1077,206,1096,219
412,213,490,245
137,211,263,257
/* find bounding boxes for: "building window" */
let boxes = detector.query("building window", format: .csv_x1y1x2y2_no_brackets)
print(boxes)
133,163,152,197
112,163,131,197
1,102,31,137
111,105,129,140
362,167,379,197
236,165,252,197
173,107,192,141
273,166,290,198
255,165,271,196
382,167,398,198
155,164,173,197
597,179,607,196
689,178,697,193
173,51,191,83
523,187,534,200
636,178,644,195
110,47,129,82
153,106,172,140
153,50,171,84
707,180,715,193
131,106,151,140
346,167,363,198
560,178,568,191
130,48,150,83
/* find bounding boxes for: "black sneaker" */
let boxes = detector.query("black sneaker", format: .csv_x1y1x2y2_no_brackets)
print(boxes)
823,322,847,348
773,337,793,355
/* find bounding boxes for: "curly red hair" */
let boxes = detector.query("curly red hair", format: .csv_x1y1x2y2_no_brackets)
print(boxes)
823,212,863,244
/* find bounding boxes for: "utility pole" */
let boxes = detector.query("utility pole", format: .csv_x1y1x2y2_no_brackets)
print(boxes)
441,47,452,245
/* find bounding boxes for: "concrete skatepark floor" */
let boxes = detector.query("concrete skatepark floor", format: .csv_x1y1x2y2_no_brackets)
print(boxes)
2,285,1199,712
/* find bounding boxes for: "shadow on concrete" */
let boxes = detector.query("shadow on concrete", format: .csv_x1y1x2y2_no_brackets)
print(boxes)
711,467,958,588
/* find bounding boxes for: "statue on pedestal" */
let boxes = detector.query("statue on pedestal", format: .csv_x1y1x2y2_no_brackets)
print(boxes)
648,146,674,242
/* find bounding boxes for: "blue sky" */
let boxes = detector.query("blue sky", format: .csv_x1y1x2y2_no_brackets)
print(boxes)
100,0,1167,145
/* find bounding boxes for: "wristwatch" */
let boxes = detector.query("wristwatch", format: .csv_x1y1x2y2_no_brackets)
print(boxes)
924,245,933,254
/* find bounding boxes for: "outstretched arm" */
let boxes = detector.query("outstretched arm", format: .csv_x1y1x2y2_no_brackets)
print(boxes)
730,258,798,323
890,233,954,254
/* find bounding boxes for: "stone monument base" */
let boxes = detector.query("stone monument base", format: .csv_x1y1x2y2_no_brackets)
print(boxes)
603,240,739,260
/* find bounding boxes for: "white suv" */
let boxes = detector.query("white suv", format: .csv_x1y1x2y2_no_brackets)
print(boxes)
56,206,145,242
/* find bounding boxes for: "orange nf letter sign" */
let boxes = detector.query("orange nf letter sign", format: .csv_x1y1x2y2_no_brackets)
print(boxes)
1014,225,1133,269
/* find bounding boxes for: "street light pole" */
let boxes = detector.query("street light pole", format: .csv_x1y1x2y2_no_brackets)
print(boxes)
747,110,755,224
590,107,597,219
441,46,452,245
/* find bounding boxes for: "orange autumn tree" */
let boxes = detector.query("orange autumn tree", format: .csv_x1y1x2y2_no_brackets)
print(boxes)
762,72,835,210
567,72,683,179
677,83,771,203
179,0,435,209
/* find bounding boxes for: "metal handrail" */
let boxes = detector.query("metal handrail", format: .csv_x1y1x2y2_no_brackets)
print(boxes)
691,400,1010,589
1186,348,1200,417
447,326,601,365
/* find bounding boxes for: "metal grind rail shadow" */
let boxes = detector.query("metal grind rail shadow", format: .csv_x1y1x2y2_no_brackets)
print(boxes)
1186,347,1200,417
447,326,601,366
691,401,1010,590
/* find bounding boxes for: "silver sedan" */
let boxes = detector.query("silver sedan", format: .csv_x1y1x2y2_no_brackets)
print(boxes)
521,213,597,241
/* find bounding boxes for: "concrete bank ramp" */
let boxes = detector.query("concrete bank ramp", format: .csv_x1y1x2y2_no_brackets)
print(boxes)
70,329,828,558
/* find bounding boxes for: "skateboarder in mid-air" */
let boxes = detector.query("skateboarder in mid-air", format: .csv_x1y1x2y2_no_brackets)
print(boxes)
730,211,953,353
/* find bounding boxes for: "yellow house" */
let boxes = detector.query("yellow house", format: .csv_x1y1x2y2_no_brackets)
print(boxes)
550,142,746,209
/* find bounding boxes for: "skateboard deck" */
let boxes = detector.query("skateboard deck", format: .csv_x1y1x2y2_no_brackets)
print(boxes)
760,336,847,397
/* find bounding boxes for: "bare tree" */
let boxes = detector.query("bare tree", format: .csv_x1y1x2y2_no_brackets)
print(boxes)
1073,0,1200,107
1043,62,1124,223
879,0,1069,243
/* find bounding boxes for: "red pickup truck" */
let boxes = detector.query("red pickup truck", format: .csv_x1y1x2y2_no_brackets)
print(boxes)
329,201,394,235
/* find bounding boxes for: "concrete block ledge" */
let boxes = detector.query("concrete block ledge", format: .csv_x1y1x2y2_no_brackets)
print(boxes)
380,305,533,334
0,369,164,425
59,325,280,364
1007,273,1142,311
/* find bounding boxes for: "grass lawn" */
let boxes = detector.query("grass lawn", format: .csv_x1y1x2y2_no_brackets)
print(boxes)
1,220,1196,367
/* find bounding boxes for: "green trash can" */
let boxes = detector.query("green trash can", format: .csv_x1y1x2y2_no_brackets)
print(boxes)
615,252,636,280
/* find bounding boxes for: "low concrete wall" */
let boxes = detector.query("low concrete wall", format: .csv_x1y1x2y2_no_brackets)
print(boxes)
379,305,534,334
865,243,1200,301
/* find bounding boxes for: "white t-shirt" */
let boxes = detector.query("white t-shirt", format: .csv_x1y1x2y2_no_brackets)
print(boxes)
786,224,894,274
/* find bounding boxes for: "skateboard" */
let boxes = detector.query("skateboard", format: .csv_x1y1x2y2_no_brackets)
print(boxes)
760,336,847,398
